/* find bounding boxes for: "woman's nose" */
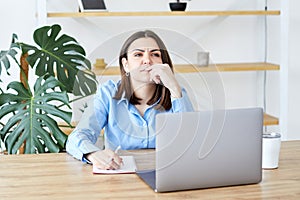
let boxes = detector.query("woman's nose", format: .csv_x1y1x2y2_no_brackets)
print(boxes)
142,52,151,65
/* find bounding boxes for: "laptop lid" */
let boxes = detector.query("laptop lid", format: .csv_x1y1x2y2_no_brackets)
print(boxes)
78,0,107,12
138,107,263,192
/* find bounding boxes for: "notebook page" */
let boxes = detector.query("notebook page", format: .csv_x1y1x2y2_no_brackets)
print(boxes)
93,156,137,174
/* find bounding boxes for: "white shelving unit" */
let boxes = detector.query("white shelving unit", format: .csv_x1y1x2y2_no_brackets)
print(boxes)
37,1,281,130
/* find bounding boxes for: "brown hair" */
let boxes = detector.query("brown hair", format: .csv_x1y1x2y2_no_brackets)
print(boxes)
114,30,173,111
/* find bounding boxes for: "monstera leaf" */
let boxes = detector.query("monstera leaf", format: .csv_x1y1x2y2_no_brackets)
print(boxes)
21,24,97,96
0,34,19,80
0,75,71,154
0,24,98,154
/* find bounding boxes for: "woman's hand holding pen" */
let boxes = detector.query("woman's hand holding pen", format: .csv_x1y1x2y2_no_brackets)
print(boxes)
86,148,123,170
146,64,182,98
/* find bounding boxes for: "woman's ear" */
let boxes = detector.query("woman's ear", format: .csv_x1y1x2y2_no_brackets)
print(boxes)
122,58,129,73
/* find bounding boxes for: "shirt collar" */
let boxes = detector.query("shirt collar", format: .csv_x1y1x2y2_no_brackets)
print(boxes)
116,93,160,108
116,92,129,105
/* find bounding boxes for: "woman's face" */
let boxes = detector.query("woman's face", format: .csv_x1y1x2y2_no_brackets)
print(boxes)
122,37,163,84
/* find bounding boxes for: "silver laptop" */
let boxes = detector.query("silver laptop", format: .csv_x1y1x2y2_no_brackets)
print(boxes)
136,107,263,192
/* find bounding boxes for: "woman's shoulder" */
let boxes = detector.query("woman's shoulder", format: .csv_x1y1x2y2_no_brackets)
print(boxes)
96,80,120,97
100,79,119,89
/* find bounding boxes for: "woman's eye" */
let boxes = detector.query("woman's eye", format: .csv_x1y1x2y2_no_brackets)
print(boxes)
152,53,161,57
134,53,142,57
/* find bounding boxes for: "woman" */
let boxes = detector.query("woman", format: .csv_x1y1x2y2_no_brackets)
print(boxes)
66,30,194,170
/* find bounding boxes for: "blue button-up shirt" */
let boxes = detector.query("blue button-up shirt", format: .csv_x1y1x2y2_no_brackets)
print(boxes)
66,80,194,161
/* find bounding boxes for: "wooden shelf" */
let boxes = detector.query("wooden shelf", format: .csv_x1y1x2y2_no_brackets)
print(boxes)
93,62,280,76
47,10,280,18
59,113,279,135
264,113,279,126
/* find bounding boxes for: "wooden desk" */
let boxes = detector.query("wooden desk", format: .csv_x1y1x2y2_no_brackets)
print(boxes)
0,141,299,199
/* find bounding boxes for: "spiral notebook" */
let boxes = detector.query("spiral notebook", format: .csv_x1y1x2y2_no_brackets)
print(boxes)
93,156,137,174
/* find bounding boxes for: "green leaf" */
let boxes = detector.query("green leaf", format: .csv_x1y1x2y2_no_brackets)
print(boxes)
0,34,20,80
0,75,71,154
21,24,97,96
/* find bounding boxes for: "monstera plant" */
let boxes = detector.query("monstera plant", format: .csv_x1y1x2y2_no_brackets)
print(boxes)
0,24,97,154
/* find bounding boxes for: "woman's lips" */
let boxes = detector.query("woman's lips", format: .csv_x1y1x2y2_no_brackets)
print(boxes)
140,65,151,72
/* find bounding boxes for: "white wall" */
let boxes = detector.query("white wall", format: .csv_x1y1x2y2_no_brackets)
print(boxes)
287,0,300,140
0,0,37,90
0,0,299,140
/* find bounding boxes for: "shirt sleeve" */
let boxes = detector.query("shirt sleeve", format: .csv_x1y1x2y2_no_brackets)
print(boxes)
65,98,102,161
171,88,194,112
66,81,113,161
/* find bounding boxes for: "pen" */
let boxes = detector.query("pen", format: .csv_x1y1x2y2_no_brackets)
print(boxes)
115,145,121,154
114,145,123,167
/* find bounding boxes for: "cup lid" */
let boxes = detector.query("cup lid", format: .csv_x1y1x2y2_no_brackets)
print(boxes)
263,132,281,138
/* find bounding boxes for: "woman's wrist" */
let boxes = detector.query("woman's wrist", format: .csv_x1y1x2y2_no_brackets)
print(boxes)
84,151,96,163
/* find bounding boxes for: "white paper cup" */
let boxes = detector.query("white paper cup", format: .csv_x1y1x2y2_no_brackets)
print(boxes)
262,132,281,169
